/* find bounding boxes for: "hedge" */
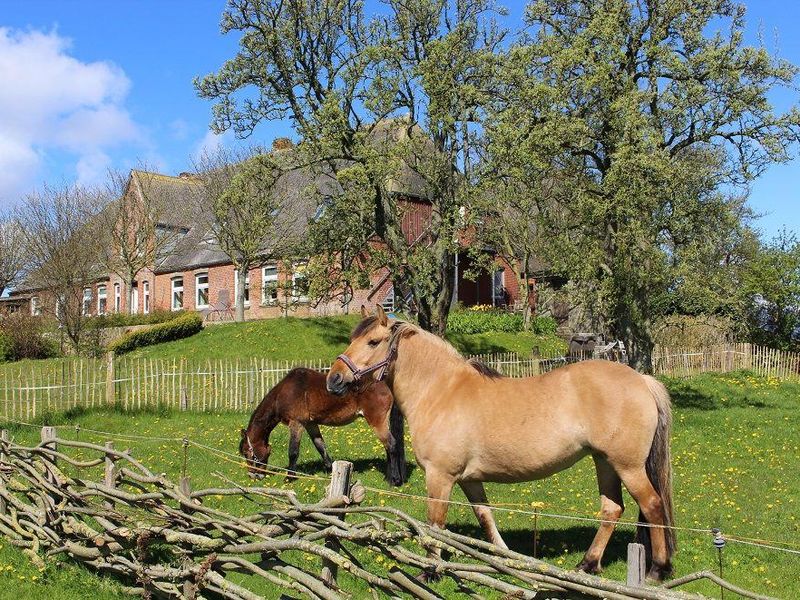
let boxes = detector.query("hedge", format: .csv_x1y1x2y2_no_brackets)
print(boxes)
86,309,186,330
447,309,558,335
0,331,12,363
108,312,203,355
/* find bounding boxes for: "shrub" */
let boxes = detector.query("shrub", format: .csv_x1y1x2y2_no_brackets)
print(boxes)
0,313,60,361
530,315,558,335
447,309,523,334
108,312,203,355
86,309,185,330
0,330,12,363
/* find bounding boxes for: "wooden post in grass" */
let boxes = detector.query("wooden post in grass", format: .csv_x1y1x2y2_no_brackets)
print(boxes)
322,460,353,588
180,386,188,411
106,352,115,406
41,426,57,483
104,441,116,509
626,543,646,586
0,430,8,516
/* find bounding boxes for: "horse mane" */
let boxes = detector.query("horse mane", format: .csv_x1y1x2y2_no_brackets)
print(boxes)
387,320,503,378
466,357,504,379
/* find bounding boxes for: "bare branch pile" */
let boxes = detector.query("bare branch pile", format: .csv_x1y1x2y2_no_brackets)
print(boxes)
0,434,707,599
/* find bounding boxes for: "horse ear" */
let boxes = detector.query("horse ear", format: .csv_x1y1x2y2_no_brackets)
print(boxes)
360,305,368,319
240,428,247,438
375,304,388,326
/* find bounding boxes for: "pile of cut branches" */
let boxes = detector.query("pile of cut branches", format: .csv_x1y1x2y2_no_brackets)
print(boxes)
0,434,706,599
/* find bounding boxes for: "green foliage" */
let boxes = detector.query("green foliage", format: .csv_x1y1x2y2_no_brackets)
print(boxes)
447,308,523,334
85,310,185,330
0,330,12,363
108,312,203,355
0,313,60,361
486,0,800,370
741,229,800,350
530,315,558,335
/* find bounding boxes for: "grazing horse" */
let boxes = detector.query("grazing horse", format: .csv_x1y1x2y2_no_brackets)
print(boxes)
239,367,406,486
327,307,676,581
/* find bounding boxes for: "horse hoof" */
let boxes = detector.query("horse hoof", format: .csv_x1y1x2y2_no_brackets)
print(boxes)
576,559,601,574
645,562,673,582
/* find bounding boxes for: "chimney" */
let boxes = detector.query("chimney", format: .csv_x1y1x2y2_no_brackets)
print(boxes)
272,137,294,151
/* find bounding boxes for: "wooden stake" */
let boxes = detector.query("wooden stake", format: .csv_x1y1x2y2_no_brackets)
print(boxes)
0,429,8,516
626,543,646,586
105,352,115,406
322,460,353,588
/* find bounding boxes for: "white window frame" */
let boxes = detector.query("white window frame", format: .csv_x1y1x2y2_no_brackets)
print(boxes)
142,281,150,314
131,283,139,314
82,288,92,316
292,264,309,303
114,283,121,313
171,277,184,311
97,285,107,315
234,269,250,306
492,268,505,306
381,286,395,313
31,296,41,316
262,265,278,305
195,273,210,309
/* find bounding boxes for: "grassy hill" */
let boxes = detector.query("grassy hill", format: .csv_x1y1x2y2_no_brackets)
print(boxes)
122,315,567,361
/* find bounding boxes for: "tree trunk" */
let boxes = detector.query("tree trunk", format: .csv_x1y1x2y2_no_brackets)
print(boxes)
612,306,654,374
235,265,248,322
126,277,135,315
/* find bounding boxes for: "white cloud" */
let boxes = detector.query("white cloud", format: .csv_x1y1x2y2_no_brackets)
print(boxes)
0,27,142,206
193,129,229,161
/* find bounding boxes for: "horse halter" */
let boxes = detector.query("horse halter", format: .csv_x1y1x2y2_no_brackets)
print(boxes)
244,433,266,472
336,343,397,382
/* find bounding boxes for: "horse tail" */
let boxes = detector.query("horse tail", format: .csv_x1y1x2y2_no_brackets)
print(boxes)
388,402,408,485
638,375,676,560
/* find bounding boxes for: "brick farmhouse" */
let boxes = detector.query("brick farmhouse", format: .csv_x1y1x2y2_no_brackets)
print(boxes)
2,142,531,322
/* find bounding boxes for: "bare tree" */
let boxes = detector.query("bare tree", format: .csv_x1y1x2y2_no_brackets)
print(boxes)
191,146,306,321
97,168,194,314
14,184,106,350
0,213,26,296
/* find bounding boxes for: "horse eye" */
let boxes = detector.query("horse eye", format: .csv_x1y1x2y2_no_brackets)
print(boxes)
368,339,380,347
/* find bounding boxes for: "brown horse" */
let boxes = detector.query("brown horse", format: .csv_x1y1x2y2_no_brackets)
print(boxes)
327,307,676,581
239,367,406,486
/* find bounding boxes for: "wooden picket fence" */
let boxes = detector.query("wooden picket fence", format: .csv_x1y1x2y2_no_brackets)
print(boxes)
1,344,798,420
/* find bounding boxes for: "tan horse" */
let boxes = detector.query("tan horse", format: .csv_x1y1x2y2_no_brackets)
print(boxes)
327,307,676,581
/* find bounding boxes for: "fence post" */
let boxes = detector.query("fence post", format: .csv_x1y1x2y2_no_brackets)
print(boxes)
104,441,116,508
180,386,188,411
40,426,57,483
626,542,646,586
0,430,8,516
322,460,353,588
106,351,115,406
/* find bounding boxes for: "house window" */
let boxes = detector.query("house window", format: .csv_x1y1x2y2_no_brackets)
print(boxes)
82,288,92,316
262,266,278,305
31,296,41,316
131,283,139,314
196,273,209,308
292,265,309,303
114,283,121,312
382,286,395,313
492,269,505,306
171,277,184,310
97,285,107,315
234,270,250,305
143,281,150,314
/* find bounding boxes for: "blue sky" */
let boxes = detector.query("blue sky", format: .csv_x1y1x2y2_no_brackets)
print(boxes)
1,0,798,239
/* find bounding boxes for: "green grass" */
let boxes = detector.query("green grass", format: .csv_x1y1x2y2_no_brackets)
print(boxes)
1,371,798,598
121,315,566,361
0,541,125,599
